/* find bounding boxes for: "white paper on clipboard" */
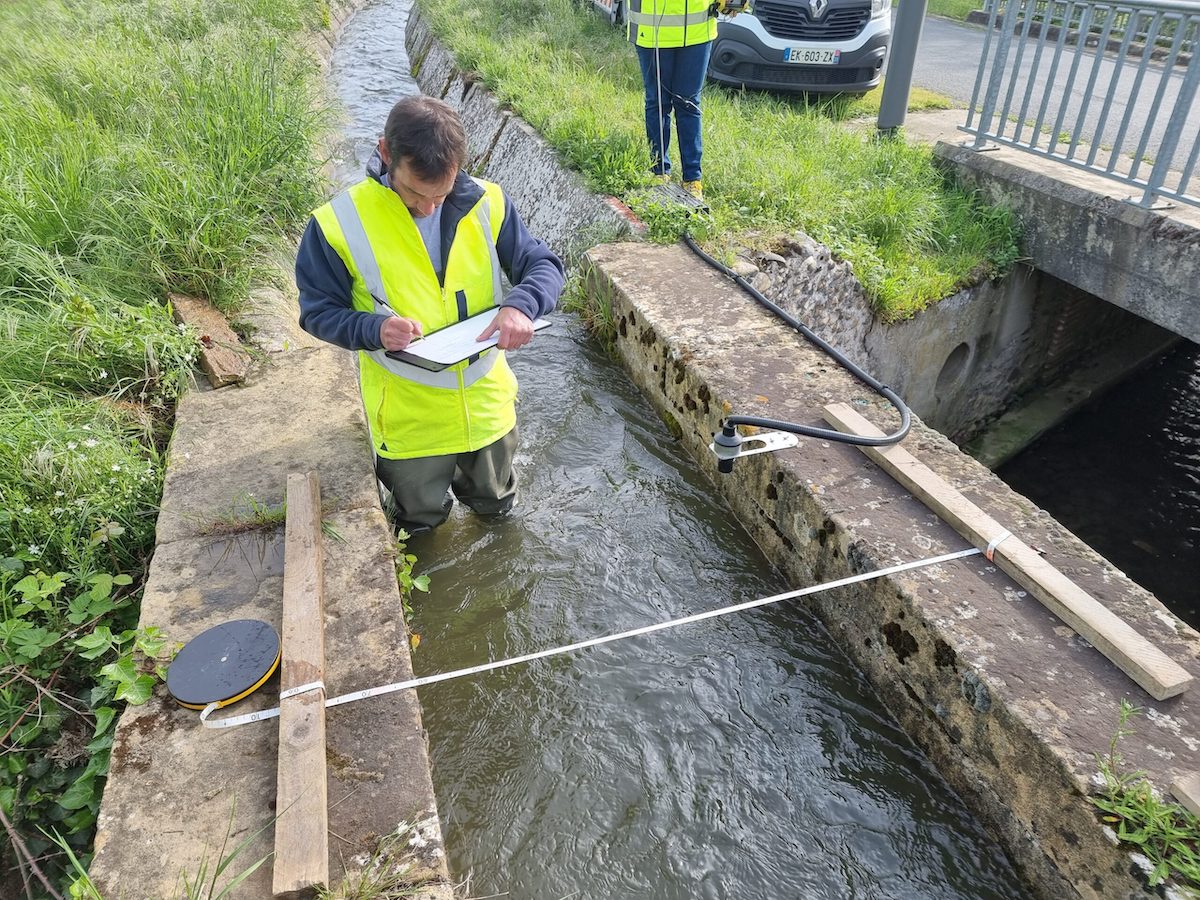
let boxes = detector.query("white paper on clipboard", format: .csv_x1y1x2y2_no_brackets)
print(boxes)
385,308,552,371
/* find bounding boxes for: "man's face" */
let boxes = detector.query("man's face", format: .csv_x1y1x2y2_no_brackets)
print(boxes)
379,141,457,218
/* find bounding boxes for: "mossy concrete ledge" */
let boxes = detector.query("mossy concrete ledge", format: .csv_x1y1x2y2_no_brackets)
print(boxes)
583,242,1200,900
88,3,453,897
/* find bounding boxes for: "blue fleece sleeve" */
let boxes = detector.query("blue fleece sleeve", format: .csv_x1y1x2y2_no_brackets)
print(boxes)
295,218,389,351
495,195,565,321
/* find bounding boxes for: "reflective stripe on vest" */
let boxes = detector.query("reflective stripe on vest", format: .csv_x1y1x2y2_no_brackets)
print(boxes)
328,191,502,390
628,0,717,47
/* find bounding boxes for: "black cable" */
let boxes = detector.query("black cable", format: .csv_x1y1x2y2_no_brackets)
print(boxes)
682,232,911,453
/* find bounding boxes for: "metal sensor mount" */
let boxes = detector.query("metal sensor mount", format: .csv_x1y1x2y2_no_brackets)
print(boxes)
710,425,800,473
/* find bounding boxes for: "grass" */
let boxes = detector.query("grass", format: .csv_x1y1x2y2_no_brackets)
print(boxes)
0,0,332,891
899,0,984,22
1091,700,1200,893
422,0,1019,321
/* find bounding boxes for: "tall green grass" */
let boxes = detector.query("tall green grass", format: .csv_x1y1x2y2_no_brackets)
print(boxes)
422,0,1019,320
0,0,330,889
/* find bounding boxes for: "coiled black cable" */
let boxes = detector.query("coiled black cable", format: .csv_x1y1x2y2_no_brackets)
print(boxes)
682,232,911,452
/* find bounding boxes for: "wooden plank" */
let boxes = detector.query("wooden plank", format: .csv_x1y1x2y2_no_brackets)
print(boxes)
822,403,1192,701
273,472,329,898
1172,772,1200,817
169,293,251,388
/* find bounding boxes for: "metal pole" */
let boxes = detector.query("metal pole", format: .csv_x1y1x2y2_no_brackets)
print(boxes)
878,0,930,133
1140,48,1200,205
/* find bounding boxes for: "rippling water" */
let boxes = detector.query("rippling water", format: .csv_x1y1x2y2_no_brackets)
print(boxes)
330,5,1027,897
1001,343,1200,628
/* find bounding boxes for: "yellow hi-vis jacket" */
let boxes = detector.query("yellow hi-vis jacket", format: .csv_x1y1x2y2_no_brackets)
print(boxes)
628,0,718,48
312,176,517,460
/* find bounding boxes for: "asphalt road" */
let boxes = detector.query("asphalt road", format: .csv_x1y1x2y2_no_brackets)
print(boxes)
894,11,1198,172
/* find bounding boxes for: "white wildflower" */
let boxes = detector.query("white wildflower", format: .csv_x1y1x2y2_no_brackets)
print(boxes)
28,545,41,555
84,439,98,448
99,370,108,379
67,442,78,451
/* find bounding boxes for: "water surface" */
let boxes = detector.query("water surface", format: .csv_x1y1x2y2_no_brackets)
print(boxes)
1001,342,1200,628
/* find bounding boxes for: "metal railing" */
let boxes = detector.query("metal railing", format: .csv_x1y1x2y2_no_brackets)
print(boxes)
962,0,1200,207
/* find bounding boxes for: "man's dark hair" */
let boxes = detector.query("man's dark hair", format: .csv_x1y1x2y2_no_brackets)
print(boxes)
384,96,467,180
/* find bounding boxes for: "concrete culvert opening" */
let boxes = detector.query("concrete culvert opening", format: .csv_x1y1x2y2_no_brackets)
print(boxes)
936,341,972,399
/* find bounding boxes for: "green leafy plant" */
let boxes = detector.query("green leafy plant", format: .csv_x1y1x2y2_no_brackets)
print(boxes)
392,531,431,650
1090,700,1200,892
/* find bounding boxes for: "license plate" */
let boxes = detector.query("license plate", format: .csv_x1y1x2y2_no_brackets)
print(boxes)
783,47,841,65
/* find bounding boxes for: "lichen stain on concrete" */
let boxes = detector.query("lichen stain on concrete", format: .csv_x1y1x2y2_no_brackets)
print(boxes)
961,670,993,713
328,747,385,783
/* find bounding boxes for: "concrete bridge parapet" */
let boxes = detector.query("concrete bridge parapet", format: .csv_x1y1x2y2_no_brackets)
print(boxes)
931,137,1200,347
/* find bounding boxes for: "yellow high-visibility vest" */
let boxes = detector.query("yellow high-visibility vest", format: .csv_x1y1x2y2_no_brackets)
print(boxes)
312,177,518,460
627,0,718,48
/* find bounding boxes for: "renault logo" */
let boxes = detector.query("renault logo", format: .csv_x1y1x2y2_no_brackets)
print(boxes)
810,0,828,17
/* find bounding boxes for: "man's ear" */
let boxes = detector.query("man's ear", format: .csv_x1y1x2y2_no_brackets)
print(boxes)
377,138,390,166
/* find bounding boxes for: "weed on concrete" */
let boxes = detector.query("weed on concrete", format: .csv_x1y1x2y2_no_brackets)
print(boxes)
0,0,331,890
420,0,1019,320
1092,701,1200,894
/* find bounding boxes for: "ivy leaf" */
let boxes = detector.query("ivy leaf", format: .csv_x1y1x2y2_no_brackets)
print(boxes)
99,656,137,686
76,627,115,660
86,732,114,754
57,774,96,811
90,681,116,707
412,575,431,593
115,675,156,706
135,628,166,658
64,807,97,834
92,706,116,739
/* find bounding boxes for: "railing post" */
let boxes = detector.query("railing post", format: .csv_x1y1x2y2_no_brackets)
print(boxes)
976,0,1025,147
1139,49,1200,206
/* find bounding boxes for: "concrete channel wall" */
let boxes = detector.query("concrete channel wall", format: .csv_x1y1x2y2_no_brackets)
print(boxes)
409,8,1200,898
90,4,454,897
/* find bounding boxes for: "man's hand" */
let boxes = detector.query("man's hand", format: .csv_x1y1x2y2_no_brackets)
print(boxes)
478,307,535,351
380,316,423,350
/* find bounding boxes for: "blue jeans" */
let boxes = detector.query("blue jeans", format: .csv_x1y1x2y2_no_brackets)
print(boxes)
636,41,712,183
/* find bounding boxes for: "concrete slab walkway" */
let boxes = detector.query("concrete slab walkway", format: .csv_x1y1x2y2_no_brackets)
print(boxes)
89,292,453,896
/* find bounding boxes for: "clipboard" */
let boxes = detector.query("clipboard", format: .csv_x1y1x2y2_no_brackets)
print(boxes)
384,308,552,372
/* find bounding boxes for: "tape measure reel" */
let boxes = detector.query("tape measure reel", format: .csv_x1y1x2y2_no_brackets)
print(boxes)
167,619,280,710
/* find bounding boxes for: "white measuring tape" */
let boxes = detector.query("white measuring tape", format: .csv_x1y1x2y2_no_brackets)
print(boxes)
200,547,983,729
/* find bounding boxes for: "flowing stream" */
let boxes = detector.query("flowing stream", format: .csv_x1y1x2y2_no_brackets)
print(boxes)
329,4,1028,896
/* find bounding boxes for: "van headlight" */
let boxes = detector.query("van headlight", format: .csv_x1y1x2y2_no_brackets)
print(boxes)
871,0,891,17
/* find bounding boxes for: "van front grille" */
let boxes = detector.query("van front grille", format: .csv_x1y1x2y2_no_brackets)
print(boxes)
753,1,872,41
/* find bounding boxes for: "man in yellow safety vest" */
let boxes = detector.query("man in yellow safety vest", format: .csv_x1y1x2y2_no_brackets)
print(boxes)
296,96,565,533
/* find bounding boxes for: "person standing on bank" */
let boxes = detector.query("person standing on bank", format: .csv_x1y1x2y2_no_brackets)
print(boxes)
627,0,731,201
296,96,565,533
